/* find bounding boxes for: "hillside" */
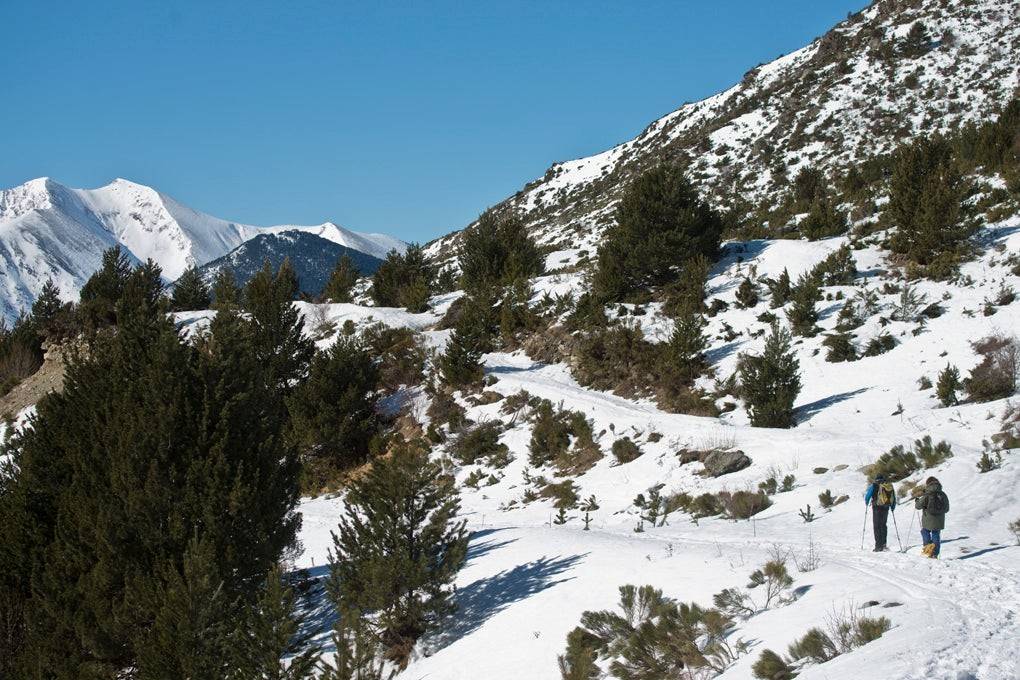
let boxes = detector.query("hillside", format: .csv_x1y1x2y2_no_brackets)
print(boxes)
427,0,1020,262
0,177,405,323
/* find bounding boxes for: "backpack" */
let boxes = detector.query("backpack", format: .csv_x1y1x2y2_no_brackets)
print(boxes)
929,491,947,514
875,482,894,507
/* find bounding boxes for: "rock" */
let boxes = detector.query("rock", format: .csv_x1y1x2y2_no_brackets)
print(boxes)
701,449,751,477
833,464,849,471
813,467,829,474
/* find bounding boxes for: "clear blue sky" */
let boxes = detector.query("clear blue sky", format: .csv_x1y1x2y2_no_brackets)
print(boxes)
3,1,864,243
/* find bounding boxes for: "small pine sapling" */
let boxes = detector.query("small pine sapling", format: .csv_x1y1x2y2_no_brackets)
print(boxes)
580,495,599,531
799,505,816,523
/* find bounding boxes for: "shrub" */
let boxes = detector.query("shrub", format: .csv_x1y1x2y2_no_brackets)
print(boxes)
823,332,857,362
788,628,838,663
850,615,892,648
866,436,952,482
528,401,602,473
800,198,847,240
690,493,725,518
864,332,897,357
748,560,794,609
426,389,468,431
976,451,1002,473
736,277,759,308
451,421,509,467
965,335,1019,402
914,435,953,468
809,244,856,286
542,480,580,510
612,437,642,464
936,364,960,406
1009,518,1020,546
752,649,798,680
718,490,772,520
786,275,820,336
361,323,426,392
767,269,792,308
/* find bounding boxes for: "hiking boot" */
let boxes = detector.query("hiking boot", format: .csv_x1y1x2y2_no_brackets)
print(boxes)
872,546,883,552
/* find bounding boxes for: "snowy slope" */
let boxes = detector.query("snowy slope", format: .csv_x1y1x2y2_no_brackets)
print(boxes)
288,216,1020,679
427,0,1020,262
0,177,406,323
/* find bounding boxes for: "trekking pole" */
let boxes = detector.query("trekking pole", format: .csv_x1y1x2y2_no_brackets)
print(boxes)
891,508,903,552
861,505,868,550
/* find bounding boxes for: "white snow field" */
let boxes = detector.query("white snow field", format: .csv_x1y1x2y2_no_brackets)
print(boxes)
291,223,1020,680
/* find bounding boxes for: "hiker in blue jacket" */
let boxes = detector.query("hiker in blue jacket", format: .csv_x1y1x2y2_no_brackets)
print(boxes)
864,474,896,552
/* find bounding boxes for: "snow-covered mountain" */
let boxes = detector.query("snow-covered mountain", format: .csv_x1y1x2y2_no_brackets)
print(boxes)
427,0,1020,261
0,177,405,323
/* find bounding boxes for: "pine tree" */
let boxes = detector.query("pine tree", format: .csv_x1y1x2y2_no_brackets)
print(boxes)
835,299,862,331
30,278,63,330
212,268,241,308
558,628,601,680
322,253,361,303
499,277,537,342
593,164,722,301
2,270,305,675
767,269,792,308
172,265,212,311
329,440,468,667
460,207,544,294
800,197,847,240
901,20,930,57
244,260,315,390
371,244,434,311
79,245,134,327
439,326,484,388
785,275,820,336
666,308,707,383
740,324,801,428
288,337,380,471
735,277,759,309
226,566,321,680
887,135,965,269
936,364,961,407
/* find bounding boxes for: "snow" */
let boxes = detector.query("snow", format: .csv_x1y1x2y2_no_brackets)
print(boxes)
291,219,1020,679
0,177,407,323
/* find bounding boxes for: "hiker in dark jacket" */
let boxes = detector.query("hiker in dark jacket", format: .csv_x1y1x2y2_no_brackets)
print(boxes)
914,476,949,558
864,474,896,552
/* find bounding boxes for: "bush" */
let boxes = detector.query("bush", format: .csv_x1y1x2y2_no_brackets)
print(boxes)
786,275,820,336
863,332,897,357
866,436,952,482
788,628,838,663
752,649,798,680
965,335,1019,403
736,277,759,308
936,364,961,406
361,323,426,392
1009,518,1020,545
528,401,602,473
718,490,772,520
542,480,580,509
823,332,857,362
611,437,642,464
451,421,509,467
690,493,725,518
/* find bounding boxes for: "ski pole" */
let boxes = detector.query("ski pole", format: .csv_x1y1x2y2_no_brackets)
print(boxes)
891,508,903,552
861,504,869,550
907,507,917,544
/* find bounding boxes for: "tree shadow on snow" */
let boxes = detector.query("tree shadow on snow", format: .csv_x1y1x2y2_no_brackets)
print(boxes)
466,528,519,565
426,553,587,651
795,387,870,422
957,545,1011,560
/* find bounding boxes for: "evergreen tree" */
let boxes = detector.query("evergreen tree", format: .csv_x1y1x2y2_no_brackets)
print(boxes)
212,268,241,308
288,337,380,471
227,566,321,680
785,276,820,337
459,207,544,294
901,20,930,57
666,308,707,383
1,270,304,675
244,260,315,390
835,299,862,331
371,244,434,311
887,135,965,268
322,253,361,303
936,364,961,407
664,255,711,316
735,277,759,309
328,441,468,667
172,265,212,311
499,277,538,342
439,326,484,388
740,324,801,428
767,269,792,308
79,245,134,327
593,164,722,301
800,197,847,240
31,278,63,330
792,166,826,206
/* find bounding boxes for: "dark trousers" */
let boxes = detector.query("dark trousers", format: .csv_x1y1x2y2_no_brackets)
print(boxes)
872,505,890,549
921,528,941,557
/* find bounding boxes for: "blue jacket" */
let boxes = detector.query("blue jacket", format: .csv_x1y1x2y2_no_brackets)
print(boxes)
864,483,896,509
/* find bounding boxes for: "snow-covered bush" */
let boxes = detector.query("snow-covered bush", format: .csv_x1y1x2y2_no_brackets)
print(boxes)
965,334,1019,403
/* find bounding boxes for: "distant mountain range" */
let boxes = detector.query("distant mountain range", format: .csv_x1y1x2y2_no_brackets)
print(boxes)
0,177,404,322
195,231,384,298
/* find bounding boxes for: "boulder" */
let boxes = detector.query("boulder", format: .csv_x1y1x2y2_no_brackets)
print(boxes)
702,449,751,477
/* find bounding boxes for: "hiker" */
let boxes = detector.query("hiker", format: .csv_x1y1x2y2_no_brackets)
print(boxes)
914,476,949,558
864,474,896,552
